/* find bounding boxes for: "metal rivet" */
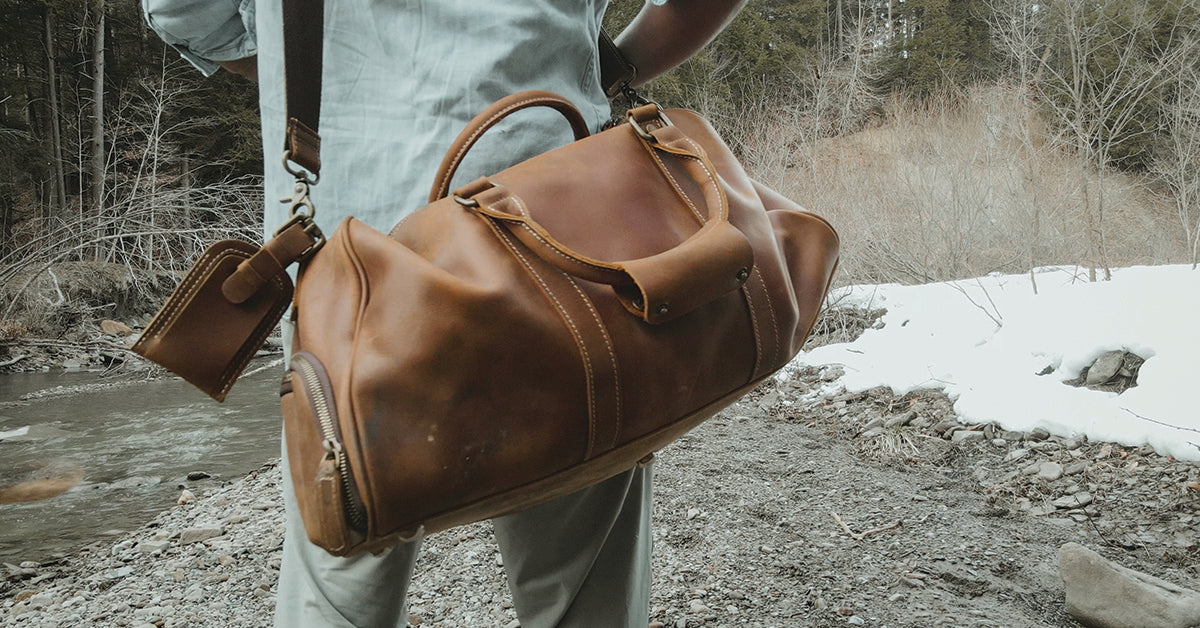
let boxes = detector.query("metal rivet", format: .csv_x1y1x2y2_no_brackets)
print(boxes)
736,267,749,282
656,304,669,316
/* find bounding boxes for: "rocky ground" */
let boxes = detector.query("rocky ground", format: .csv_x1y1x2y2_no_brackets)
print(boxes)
1,307,1198,627
1,361,1198,627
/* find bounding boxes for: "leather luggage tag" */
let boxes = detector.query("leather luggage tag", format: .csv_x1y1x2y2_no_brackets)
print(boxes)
133,239,293,402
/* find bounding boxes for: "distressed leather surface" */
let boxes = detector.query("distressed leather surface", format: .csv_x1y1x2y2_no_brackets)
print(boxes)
283,97,841,555
132,239,293,402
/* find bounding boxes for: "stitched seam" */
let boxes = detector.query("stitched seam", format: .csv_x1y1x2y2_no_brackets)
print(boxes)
675,137,728,221
389,211,420,238
493,225,599,459
437,96,567,198
752,270,781,370
217,281,288,397
505,195,624,280
741,285,764,379
563,275,622,449
138,248,245,343
647,146,704,224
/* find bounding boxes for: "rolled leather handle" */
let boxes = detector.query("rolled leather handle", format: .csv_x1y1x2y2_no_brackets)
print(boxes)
457,118,754,324
429,90,592,204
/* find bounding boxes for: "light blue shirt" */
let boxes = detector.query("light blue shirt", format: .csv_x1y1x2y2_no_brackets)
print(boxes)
142,0,620,238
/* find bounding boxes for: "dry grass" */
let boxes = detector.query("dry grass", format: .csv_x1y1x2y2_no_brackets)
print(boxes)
739,84,1187,286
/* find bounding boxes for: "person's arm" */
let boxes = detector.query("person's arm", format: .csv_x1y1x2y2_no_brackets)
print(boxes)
142,0,258,79
614,0,749,87
217,57,258,82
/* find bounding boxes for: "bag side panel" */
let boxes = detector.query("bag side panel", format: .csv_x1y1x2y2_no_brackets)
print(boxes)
329,214,590,538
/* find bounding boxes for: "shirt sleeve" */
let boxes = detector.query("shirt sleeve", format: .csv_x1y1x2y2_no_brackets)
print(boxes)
142,0,257,76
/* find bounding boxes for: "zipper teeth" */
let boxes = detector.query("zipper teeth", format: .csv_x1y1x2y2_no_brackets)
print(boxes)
295,357,367,530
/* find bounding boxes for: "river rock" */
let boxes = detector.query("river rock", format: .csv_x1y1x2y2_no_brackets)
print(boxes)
1085,351,1126,386
100,320,134,336
137,540,169,554
1054,492,1093,509
105,566,134,579
951,430,985,444
1038,462,1065,481
1060,542,1200,628
178,526,223,545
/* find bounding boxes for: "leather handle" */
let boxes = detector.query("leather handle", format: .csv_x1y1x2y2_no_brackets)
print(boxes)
458,120,754,324
428,91,592,204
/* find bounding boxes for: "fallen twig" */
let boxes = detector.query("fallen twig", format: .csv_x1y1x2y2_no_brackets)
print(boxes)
831,511,902,541
0,338,134,353
1121,407,1200,435
0,354,28,367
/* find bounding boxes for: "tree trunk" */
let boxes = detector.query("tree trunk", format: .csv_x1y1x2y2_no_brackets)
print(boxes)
45,7,67,218
91,0,106,258
0,197,11,259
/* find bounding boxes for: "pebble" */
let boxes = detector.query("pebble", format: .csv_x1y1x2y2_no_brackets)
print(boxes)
137,541,170,554
1053,492,1094,509
104,567,134,579
1006,448,1030,462
1038,462,1065,481
951,430,986,444
178,527,223,545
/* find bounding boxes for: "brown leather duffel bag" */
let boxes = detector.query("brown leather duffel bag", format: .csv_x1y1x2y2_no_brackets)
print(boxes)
280,93,838,555
133,0,838,556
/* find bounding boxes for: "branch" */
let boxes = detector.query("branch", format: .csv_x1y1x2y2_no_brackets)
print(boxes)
831,511,902,542
1121,407,1200,454
1121,407,1200,435
948,280,1003,328
0,354,28,368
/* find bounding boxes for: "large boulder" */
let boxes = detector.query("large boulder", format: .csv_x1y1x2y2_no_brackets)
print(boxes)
1060,542,1200,628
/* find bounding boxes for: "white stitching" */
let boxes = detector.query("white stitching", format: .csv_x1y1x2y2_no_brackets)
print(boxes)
674,137,728,222
563,275,623,449
139,248,243,341
741,284,764,379
217,291,288,397
492,224,599,458
503,194,625,281
646,145,705,224
752,270,780,371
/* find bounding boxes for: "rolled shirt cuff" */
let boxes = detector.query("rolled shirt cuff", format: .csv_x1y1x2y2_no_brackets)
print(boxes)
142,0,257,76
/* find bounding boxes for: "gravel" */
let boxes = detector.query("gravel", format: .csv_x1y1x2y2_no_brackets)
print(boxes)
3,365,1199,626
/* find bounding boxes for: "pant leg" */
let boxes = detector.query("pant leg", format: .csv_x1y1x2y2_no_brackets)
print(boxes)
493,462,654,628
275,431,421,628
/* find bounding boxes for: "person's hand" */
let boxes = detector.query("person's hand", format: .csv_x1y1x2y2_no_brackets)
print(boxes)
218,56,258,82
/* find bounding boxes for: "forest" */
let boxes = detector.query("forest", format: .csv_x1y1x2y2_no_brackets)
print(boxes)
1,0,1199,338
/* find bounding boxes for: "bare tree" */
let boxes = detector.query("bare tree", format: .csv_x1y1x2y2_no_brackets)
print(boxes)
990,0,1189,280
44,6,67,217
90,0,106,249
1152,37,1200,268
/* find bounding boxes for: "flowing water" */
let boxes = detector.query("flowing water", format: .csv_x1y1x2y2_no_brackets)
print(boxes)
0,361,285,564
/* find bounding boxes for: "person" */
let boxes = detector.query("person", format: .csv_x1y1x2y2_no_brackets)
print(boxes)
141,1,747,625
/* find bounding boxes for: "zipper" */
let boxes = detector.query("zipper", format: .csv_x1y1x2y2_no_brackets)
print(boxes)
291,352,368,531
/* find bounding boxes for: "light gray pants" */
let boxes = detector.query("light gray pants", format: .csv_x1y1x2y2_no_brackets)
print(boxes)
274,436,653,628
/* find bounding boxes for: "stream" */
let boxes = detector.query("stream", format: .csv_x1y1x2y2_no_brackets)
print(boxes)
0,361,284,564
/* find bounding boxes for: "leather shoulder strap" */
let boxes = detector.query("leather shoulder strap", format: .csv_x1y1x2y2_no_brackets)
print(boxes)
282,0,324,175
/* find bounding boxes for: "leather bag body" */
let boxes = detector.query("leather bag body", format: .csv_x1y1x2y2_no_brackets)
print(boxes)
280,94,840,555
